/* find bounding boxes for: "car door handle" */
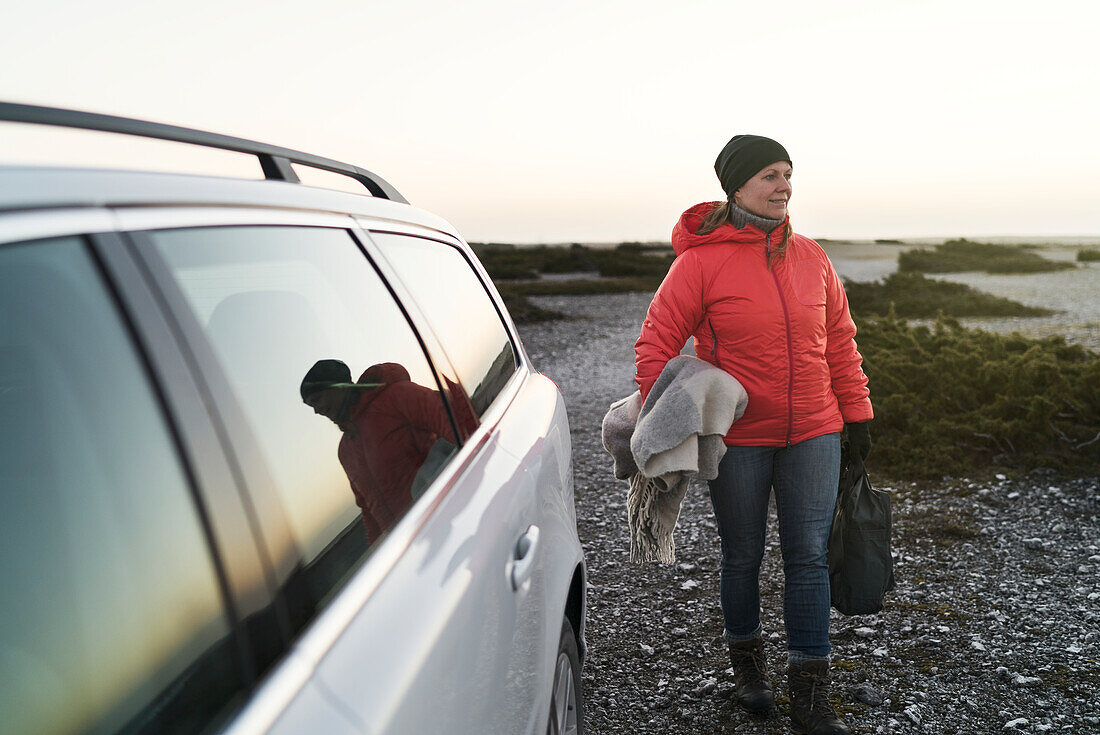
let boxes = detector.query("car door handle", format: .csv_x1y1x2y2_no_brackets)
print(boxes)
510,525,540,591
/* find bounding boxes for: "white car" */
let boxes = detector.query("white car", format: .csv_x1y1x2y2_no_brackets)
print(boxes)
0,102,585,735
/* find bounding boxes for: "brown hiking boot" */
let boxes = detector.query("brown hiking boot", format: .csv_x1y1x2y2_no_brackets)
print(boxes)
727,637,775,713
787,659,850,734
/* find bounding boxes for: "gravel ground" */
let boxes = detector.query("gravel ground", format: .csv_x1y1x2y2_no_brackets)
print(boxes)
517,292,1100,735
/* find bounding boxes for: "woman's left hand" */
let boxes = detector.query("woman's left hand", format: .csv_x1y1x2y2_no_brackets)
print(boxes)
845,422,872,463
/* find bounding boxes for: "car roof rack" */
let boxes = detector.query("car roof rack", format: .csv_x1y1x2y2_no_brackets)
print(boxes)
0,101,408,203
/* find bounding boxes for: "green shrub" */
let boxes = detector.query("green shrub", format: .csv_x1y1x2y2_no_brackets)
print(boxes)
496,276,662,298
500,294,566,323
858,313,1100,480
473,242,674,282
898,239,1076,275
845,272,1055,318
1076,249,1100,262
597,252,675,278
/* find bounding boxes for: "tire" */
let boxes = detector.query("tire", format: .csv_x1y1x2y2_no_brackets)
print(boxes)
546,616,585,735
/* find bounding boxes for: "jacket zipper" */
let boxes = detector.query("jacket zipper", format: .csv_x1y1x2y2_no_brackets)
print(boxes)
766,231,795,447
708,319,722,369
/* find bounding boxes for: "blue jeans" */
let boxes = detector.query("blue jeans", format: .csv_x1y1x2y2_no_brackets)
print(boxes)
707,433,840,659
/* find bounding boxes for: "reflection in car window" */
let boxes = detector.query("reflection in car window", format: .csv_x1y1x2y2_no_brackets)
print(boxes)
150,226,458,632
0,237,244,734
372,234,517,418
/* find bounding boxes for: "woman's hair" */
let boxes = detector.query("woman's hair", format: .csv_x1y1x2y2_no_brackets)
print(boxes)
695,199,792,266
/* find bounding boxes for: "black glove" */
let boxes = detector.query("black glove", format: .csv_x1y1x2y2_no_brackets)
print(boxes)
845,422,872,463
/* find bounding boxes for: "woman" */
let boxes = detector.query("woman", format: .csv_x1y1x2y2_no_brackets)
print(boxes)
634,135,872,734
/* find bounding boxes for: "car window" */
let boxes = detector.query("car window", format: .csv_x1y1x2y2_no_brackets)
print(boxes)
372,233,518,417
0,237,245,734
148,226,459,633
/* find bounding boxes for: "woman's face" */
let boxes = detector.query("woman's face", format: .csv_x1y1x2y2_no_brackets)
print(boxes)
733,161,792,220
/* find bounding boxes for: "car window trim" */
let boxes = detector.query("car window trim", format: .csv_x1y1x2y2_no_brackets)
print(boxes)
0,208,115,246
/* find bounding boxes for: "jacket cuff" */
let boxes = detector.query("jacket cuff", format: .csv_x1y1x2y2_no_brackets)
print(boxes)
839,401,874,424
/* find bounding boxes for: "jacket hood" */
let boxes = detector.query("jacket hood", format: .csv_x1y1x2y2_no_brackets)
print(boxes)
351,361,412,412
671,201,789,256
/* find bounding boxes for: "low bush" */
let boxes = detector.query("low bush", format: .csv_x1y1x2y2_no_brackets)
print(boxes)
496,276,662,298
1076,249,1100,262
898,239,1076,275
857,313,1100,480
845,272,1055,318
500,294,566,323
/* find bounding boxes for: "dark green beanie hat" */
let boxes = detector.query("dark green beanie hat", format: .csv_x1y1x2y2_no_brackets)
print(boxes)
300,359,352,400
714,134,791,198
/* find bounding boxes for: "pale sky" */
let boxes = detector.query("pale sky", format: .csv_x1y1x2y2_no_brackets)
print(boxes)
1,0,1097,243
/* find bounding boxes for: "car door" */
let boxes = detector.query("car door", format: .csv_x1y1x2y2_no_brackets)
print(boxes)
311,229,553,735
122,214,545,734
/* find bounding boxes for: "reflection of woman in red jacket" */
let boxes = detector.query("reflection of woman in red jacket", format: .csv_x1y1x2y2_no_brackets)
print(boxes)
634,136,872,733
301,360,456,543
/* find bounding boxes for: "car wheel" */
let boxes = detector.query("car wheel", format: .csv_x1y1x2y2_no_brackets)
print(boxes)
547,616,584,735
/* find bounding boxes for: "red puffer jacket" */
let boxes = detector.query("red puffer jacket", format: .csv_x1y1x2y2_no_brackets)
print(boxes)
338,362,456,540
635,202,873,447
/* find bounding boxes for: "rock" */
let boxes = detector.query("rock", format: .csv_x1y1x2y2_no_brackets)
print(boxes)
1023,538,1045,550
1012,673,1042,687
639,643,654,655
851,682,883,706
855,627,876,638
692,677,717,696
1004,717,1029,729
680,580,699,590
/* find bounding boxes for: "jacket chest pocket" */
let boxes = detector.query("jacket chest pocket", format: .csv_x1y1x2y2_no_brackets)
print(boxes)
788,257,827,307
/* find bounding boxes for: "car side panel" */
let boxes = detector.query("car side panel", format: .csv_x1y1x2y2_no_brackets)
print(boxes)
312,402,548,735
490,372,582,734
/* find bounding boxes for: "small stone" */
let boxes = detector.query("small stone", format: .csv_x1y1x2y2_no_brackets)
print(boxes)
1012,673,1042,687
680,579,699,590
1023,538,1045,550
1066,645,1083,654
693,677,717,695
972,640,987,651
855,626,876,638
872,647,888,657
904,705,922,725
851,682,883,706
996,473,1007,480
640,643,655,655
1052,523,1066,533
1007,491,1020,499
1077,565,1093,574
1004,718,1029,729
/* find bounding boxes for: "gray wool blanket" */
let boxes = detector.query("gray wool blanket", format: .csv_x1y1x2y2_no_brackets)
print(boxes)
601,355,748,563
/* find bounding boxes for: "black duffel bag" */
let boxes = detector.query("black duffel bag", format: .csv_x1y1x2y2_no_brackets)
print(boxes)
828,451,896,615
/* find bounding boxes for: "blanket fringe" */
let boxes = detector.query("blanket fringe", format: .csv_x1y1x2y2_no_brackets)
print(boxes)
627,473,676,564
